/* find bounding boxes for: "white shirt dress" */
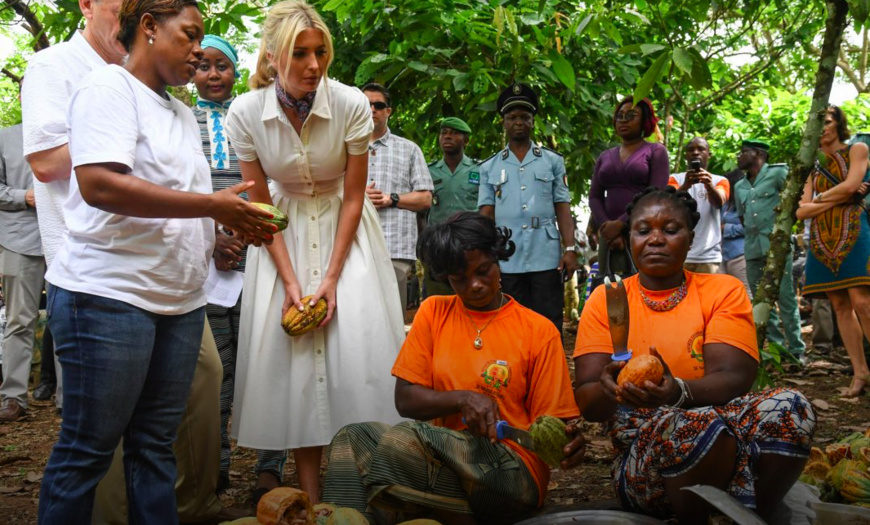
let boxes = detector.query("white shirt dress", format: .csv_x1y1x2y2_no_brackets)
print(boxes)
225,78,405,449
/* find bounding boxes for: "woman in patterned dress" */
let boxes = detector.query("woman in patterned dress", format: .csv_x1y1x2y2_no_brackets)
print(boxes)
797,106,870,397
575,187,816,523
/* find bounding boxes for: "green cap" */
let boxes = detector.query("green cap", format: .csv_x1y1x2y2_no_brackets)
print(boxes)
742,139,770,151
440,117,471,135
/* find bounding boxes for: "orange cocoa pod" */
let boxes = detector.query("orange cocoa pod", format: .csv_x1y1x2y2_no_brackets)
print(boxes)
257,487,314,525
616,354,664,388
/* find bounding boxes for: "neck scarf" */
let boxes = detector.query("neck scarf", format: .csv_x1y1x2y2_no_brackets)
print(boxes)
196,98,234,170
275,81,316,123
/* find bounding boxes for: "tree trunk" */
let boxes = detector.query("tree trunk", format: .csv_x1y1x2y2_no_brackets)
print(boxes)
3,0,50,51
752,0,849,347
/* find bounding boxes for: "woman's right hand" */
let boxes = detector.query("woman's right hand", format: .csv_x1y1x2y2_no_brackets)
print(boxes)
599,220,625,246
213,231,244,271
282,278,306,317
599,360,625,402
209,181,276,247
459,391,500,443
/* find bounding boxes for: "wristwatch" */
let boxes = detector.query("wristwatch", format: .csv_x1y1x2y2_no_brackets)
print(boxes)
564,245,580,253
390,193,400,208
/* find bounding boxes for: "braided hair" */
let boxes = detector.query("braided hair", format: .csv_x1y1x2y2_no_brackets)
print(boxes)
625,186,701,231
417,212,516,284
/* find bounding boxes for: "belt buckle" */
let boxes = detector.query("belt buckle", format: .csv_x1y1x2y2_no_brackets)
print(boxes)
531,216,540,229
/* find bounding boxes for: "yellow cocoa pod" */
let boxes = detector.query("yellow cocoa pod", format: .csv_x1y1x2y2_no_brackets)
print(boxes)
826,443,853,465
326,508,368,525
616,354,664,388
257,487,313,525
313,503,337,525
282,295,328,336
809,446,828,464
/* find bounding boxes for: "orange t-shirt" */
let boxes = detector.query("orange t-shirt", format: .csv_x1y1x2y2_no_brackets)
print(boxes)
392,295,580,505
574,272,759,378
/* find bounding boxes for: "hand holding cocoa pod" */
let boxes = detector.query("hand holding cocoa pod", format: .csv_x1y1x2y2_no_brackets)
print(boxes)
282,294,328,336
616,347,680,409
209,181,276,247
308,277,338,328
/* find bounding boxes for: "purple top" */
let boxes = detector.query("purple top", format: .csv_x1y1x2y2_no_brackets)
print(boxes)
589,141,670,226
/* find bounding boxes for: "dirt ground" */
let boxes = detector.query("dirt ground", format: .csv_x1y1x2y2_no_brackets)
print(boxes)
1,322,867,524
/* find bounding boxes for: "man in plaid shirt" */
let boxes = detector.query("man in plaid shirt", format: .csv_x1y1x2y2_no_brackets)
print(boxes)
362,83,433,311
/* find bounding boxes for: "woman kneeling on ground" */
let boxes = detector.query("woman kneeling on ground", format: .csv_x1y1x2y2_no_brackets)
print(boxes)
574,186,816,524
322,212,585,524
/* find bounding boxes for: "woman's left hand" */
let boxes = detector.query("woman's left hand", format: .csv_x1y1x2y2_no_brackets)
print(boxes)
560,420,587,470
309,276,338,328
616,347,681,409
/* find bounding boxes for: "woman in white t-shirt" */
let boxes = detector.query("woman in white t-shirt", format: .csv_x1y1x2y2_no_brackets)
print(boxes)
38,1,274,523
224,0,405,503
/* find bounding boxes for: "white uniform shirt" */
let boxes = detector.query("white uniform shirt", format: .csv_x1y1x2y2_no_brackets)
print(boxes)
669,172,731,264
46,65,214,315
22,31,107,269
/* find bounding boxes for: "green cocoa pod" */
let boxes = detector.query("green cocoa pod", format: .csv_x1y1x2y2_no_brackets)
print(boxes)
326,507,368,525
253,202,289,232
529,415,570,468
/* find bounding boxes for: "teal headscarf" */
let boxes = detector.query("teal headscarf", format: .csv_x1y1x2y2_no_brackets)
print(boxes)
201,35,240,79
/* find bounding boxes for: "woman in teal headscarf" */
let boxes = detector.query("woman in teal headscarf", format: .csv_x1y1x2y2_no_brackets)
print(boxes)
193,35,285,495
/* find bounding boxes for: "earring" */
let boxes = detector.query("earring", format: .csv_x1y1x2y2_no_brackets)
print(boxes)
148,35,154,45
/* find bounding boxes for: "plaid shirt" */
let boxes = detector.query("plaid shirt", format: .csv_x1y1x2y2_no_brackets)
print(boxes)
368,129,432,260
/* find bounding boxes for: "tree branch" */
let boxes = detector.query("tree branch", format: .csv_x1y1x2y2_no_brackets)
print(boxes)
3,0,49,50
1,68,21,84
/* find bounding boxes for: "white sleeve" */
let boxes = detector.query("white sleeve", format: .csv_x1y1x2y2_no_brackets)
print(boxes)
67,78,138,170
345,89,373,155
224,100,258,162
22,60,72,156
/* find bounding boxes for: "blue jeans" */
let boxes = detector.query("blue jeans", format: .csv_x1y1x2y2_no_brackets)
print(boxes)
38,287,205,525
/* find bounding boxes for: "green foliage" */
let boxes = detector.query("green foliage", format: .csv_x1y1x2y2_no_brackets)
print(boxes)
753,341,799,390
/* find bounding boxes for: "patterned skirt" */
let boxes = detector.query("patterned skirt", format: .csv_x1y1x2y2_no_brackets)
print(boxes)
609,388,815,516
323,421,538,522
804,203,870,296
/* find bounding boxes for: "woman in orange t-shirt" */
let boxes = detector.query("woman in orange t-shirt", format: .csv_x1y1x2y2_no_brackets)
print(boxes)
323,212,583,523
574,187,816,523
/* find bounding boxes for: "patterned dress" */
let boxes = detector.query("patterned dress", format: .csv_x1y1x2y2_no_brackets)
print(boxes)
804,145,870,295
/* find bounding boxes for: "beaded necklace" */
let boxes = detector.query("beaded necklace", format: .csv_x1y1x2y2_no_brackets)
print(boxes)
639,278,688,312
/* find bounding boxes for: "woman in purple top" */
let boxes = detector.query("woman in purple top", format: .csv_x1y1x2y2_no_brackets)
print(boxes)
589,97,669,275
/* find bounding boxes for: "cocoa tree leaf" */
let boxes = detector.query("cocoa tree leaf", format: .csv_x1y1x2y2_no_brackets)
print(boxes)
673,47,694,74
634,51,670,104
812,399,831,410
550,51,576,91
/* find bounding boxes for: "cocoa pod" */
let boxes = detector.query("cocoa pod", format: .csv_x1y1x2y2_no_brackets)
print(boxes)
282,295,328,336
254,202,289,232
529,415,570,468
257,487,314,525
616,354,664,388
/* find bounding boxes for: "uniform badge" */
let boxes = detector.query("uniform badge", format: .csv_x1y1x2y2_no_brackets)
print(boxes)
533,146,542,157
501,149,509,160
513,84,521,95
468,172,480,185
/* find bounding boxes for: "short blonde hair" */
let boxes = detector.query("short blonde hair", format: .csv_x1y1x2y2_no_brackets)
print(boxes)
250,0,334,90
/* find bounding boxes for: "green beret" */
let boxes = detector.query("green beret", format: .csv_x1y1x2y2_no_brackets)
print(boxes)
742,139,770,151
440,117,471,135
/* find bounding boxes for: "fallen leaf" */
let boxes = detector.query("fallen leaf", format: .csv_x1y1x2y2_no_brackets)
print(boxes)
812,399,831,410
0,485,23,493
783,378,812,386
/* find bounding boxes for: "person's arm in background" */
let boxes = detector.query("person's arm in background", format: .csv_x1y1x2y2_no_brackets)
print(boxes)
22,62,73,183
0,132,31,210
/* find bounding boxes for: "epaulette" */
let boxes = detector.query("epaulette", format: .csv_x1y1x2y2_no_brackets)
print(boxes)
479,152,499,166
427,159,439,167
541,146,563,157
532,146,542,157
501,148,510,160
769,163,788,167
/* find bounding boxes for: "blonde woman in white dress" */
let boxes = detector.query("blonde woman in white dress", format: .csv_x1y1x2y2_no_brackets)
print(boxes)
224,0,405,503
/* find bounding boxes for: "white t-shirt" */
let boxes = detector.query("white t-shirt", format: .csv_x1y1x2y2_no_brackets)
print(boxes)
45,65,215,315
22,31,107,269
669,172,730,263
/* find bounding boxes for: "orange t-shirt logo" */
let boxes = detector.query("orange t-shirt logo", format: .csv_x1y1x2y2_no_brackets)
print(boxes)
480,359,512,391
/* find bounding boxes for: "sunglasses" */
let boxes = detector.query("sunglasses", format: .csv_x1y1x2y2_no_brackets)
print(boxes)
615,110,639,122
370,101,389,110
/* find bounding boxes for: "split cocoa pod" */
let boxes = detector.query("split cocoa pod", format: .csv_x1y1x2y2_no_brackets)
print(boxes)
616,354,664,388
253,202,289,232
257,487,313,525
282,295,328,336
